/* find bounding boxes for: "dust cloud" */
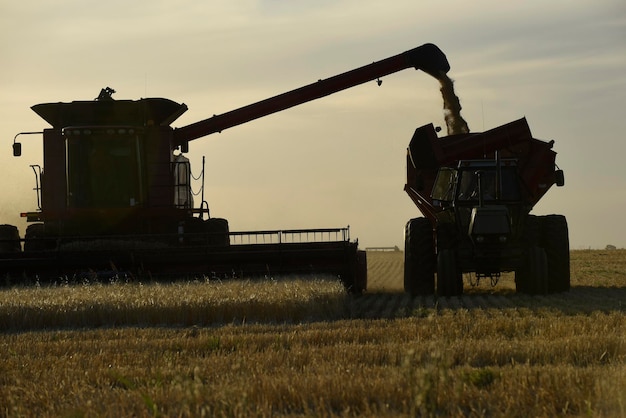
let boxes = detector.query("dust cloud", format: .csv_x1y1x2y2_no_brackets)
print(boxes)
437,72,469,135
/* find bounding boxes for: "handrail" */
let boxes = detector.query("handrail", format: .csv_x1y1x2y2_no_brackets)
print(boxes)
229,227,350,245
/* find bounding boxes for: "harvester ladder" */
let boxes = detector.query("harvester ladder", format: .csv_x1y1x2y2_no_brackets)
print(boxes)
29,165,42,211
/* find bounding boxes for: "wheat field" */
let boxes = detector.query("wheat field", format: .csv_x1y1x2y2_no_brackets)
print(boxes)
1,250,625,417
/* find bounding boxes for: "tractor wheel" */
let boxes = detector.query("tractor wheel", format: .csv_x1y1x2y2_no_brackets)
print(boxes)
540,215,570,293
515,246,548,295
523,215,540,246
403,218,435,296
437,249,463,297
0,224,21,253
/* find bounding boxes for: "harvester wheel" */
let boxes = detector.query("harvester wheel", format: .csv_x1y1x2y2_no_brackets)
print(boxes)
24,223,55,252
404,218,435,296
184,216,207,246
436,249,463,297
515,246,548,295
0,224,21,253
205,218,230,246
343,249,368,295
540,215,570,293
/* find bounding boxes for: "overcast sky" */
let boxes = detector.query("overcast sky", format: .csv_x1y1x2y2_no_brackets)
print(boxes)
1,0,624,249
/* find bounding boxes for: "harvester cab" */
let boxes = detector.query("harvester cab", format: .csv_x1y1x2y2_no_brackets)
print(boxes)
404,119,569,297
16,92,218,245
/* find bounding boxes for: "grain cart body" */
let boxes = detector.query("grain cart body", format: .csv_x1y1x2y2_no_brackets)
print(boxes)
404,118,569,296
4,43,451,292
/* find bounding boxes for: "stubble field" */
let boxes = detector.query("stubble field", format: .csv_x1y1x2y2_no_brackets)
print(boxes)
1,250,625,417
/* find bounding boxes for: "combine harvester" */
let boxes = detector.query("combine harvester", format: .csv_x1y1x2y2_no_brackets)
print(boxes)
2,43,453,292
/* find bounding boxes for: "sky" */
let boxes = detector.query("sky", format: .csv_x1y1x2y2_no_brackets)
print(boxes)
1,0,625,249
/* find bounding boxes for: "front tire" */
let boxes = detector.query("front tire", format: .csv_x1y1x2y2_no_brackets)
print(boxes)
404,218,435,296
437,249,463,297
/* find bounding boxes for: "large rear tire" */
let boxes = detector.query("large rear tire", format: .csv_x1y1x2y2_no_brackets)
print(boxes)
541,215,570,293
404,218,435,296
515,246,548,295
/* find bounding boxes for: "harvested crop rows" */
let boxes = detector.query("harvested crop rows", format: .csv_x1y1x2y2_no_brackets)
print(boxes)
358,249,626,317
1,250,625,417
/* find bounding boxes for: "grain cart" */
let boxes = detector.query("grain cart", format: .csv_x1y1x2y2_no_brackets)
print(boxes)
404,118,569,296
3,43,451,292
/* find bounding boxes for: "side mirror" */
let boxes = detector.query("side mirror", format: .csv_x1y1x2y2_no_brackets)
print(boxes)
12,132,43,156
555,169,565,187
13,142,21,157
